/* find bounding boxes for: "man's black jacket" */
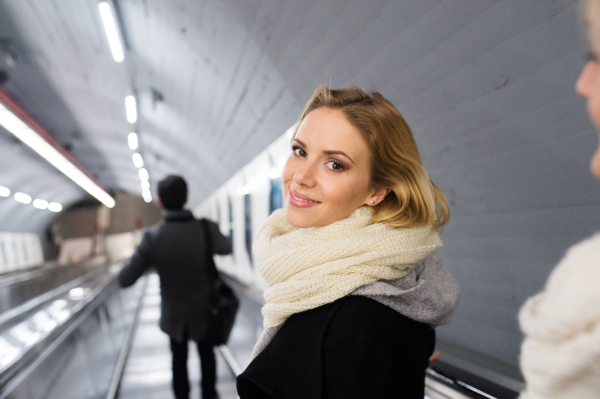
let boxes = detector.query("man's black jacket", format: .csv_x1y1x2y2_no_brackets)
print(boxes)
119,209,232,342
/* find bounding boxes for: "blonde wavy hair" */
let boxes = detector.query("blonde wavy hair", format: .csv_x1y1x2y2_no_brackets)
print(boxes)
294,85,450,229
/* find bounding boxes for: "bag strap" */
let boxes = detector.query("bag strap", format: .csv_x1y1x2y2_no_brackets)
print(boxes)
199,218,220,283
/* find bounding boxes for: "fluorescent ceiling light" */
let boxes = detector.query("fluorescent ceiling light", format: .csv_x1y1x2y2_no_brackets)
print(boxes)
33,199,48,210
98,2,124,62
141,180,150,190
48,202,62,213
138,168,149,181
132,153,144,168
0,102,115,208
0,186,9,197
14,192,31,204
126,95,137,123
128,132,138,150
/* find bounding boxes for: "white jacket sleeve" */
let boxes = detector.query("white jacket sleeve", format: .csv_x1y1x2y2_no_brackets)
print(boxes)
519,233,600,399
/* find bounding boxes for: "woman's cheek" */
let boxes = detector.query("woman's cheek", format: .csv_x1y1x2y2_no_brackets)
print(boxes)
321,174,352,208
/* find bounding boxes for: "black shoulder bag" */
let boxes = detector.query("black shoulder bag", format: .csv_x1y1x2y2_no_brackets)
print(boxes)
200,219,240,346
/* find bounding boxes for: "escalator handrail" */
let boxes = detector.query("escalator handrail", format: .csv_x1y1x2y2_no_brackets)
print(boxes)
104,274,147,399
0,263,108,327
0,264,141,397
0,256,105,288
219,272,265,305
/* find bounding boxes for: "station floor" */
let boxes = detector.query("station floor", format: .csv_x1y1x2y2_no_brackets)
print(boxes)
117,274,238,399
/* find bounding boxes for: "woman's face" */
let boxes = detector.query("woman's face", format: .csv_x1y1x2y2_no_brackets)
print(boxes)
282,107,388,228
576,0,600,179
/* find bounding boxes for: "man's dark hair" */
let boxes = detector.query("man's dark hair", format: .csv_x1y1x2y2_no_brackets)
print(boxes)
158,175,188,210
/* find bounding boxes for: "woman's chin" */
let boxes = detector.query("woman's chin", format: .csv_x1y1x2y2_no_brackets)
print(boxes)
285,208,317,228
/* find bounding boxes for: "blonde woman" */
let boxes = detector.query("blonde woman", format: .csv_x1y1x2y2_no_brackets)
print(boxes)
517,1,600,398
237,86,460,399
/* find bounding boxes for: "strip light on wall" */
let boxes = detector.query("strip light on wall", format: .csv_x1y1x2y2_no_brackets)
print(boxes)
0,184,62,212
138,168,149,181
33,199,48,210
98,2,124,62
0,99,116,208
125,95,137,123
48,202,62,213
128,132,138,149
132,153,143,168
14,192,31,204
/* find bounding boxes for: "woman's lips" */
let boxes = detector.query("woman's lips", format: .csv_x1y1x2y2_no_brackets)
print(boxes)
289,189,321,208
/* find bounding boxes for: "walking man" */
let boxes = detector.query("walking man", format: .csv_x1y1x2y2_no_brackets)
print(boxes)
119,175,232,399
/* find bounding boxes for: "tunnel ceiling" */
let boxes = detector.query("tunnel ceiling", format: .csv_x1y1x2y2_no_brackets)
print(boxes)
0,0,305,222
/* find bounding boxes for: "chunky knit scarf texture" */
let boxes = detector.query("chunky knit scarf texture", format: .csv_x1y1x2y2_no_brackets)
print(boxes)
253,206,443,328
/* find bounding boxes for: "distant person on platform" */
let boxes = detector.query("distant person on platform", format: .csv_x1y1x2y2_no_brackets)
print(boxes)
119,175,231,399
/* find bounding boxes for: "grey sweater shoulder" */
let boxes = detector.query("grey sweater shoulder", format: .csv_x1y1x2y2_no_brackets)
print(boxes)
351,251,460,326
250,251,460,359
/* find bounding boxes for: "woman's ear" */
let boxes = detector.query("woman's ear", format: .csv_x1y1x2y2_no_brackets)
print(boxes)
366,187,391,206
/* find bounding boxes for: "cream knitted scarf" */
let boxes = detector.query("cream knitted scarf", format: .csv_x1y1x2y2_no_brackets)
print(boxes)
253,206,443,328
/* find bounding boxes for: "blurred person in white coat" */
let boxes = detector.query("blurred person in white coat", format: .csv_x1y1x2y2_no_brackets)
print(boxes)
518,1,600,398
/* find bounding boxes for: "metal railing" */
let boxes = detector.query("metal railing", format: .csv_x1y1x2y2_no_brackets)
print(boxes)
0,261,144,398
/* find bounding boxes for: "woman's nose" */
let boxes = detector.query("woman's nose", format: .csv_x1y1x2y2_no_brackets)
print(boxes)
293,161,317,187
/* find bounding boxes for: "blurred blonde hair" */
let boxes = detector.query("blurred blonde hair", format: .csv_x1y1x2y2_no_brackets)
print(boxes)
294,85,450,229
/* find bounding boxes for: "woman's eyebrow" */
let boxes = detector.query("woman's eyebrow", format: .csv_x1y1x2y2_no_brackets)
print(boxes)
323,150,354,164
294,138,355,164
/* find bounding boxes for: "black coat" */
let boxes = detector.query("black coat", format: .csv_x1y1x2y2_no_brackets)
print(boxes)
118,210,232,342
237,296,435,399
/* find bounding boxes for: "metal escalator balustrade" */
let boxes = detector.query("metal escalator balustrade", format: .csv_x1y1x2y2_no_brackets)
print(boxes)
0,260,145,399
0,263,112,382
0,256,107,315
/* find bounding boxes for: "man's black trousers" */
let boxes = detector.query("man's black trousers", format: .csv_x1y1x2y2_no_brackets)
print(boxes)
170,331,216,399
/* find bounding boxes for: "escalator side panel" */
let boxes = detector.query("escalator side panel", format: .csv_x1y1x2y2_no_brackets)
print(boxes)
1,279,144,399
